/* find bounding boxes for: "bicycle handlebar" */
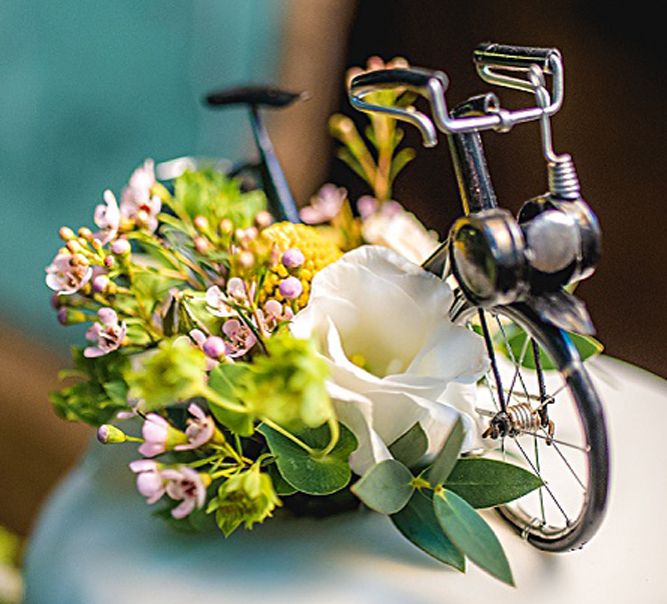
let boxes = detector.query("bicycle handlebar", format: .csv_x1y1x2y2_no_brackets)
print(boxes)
473,42,561,73
348,42,564,147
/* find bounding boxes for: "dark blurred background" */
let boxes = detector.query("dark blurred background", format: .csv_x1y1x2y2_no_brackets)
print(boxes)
1,0,664,537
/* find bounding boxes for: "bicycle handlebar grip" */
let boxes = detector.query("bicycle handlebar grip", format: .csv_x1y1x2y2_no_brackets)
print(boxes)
350,68,447,97
473,42,561,73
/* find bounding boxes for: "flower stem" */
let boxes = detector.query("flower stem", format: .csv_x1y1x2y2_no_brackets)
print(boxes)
318,417,340,457
261,418,316,456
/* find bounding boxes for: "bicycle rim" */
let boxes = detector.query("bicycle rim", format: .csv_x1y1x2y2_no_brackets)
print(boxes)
451,297,610,551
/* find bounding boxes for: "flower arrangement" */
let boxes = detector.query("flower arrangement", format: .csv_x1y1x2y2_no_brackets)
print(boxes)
45,57,546,586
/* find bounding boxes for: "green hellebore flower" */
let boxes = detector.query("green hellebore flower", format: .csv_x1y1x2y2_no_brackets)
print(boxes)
124,337,208,411
208,466,281,537
240,332,333,429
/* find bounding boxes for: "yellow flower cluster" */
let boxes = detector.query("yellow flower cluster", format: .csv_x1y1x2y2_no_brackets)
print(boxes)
260,222,342,309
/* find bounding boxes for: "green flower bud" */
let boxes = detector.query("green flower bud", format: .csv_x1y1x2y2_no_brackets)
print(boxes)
239,332,332,429
207,466,281,536
124,337,208,411
97,424,128,444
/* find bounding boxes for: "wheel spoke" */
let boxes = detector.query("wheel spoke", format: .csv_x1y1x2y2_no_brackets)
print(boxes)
513,438,571,525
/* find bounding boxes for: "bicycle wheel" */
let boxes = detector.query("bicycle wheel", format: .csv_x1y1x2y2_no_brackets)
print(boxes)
450,294,610,552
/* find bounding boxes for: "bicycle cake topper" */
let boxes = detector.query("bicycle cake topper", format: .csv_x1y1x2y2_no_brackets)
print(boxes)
44,42,609,586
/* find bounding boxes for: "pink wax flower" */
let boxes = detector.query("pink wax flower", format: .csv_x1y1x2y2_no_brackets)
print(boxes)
161,467,209,519
45,253,93,295
282,248,305,269
222,318,257,358
110,238,131,255
189,329,222,371
129,459,165,504
226,277,247,301
205,285,233,317
120,159,161,232
258,299,294,334
202,336,226,360
300,183,347,224
279,276,303,300
83,307,127,358
93,189,120,245
174,403,216,451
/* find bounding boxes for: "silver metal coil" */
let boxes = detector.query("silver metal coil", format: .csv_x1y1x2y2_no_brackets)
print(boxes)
507,403,543,434
548,155,580,200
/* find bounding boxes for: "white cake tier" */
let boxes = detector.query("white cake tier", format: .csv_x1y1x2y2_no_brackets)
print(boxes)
24,357,667,604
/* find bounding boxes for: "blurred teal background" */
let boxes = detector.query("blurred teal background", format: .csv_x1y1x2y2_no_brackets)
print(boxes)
0,0,283,345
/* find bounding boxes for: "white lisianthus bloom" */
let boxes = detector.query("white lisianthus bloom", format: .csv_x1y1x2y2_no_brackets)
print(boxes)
360,199,440,265
291,245,488,475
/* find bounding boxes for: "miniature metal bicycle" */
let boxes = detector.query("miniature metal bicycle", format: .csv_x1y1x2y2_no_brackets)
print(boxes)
348,42,609,552
196,42,609,553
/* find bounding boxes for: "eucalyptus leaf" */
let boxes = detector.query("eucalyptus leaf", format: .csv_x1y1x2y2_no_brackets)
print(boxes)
500,324,603,370
434,489,514,586
352,460,414,514
392,492,465,571
258,423,357,496
445,458,542,509
427,416,464,486
389,422,428,468
267,463,297,496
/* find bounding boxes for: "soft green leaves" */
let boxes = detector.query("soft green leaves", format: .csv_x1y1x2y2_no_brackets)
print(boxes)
427,417,464,485
258,423,357,495
392,493,465,571
434,489,513,586
389,422,428,468
208,363,254,436
445,458,543,509
352,460,414,514
50,349,131,425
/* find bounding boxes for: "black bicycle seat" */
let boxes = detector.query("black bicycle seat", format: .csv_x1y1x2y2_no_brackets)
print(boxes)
205,85,308,109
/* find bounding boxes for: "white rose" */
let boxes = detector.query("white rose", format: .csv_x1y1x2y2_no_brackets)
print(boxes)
291,245,488,475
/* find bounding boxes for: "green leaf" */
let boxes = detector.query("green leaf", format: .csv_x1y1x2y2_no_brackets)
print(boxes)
336,148,371,185
389,147,416,183
352,460,414,514
427,416,464,485
392,492,465,571
182,293,224,335
499,324,603,370
445,458,542,509
208,364,254,436
434,489,514,586
258,423,357,496
389,422,428,468
266,463,297,496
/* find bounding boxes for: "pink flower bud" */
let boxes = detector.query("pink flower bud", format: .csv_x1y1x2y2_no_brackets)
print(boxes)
194,236,210,254
104,255,115,268
279,276,303,300
202,336,226,359
111,238,131,255
193,215,209,232
219,218,233,234
97,424,127,444
57,307,68,325
255,210,273,229
282,248,305,269
92,274,110,293
238,250,255,269
59,226,75,241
